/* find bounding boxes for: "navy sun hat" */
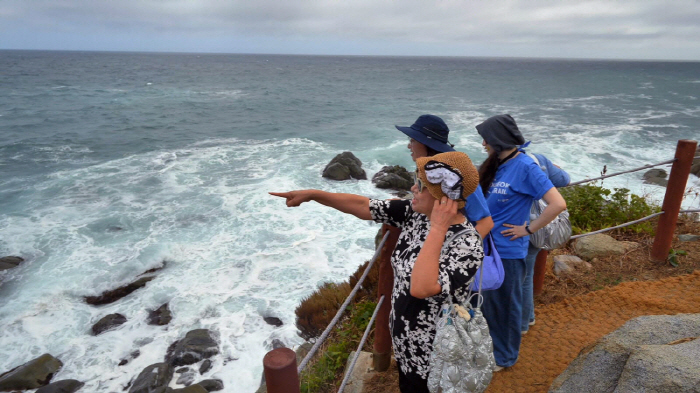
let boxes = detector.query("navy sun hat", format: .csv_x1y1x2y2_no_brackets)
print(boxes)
395,114,455,153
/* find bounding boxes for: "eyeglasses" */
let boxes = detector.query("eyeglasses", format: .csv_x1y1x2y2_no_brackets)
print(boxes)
413,170,426,192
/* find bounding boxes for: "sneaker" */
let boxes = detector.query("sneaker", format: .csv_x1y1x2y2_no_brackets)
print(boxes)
521,330,528,335
493,365,505,372
529,319,536,326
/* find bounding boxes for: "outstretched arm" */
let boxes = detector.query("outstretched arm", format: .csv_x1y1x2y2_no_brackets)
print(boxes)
269,190,372,220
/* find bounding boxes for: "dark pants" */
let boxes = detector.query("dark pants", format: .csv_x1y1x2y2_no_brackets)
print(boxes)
398,368,429,393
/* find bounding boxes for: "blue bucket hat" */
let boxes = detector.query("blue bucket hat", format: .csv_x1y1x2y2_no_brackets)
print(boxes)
395,114,455,153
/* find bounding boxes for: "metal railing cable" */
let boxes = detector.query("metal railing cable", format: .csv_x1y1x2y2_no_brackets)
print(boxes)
568,209,700,240
566,158,676,187
337,294,386,393
681,209,700,214
297,231,390,374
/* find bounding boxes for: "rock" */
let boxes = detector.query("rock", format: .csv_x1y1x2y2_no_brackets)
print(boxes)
0,353,63,391
573,234,639,261
165,329,219,367
549,314,700,393
176,371,195,386
322,152,367,181
615,338,700,392
0,256,24,271
690,147,700,178
198,360,212,375
642,168,668,187
35,379,85,393
147,303,172,326
170,385,208,393
84,276,155,305
263,316,283,327
196,379,224,392
118,350,140,367
679,234,700,242
372,165,413,191
552,255,592,277
175,367,190,374
128,363,173,393
91,313,127,335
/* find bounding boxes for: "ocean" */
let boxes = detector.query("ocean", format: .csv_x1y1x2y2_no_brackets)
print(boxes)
1,50,699,392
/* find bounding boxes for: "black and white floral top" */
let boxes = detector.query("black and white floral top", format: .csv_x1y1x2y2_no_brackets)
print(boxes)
369,199,483,379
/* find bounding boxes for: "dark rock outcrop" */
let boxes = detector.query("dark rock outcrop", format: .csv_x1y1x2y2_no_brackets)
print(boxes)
263,316,283,327
196,379,224,392
0,256,24,271
166,329,219,367
322,152,367,181
84,276,155,305
198,360,212,375
0,353,63,391
642,168,668,187
372,165,413,191
147,303,172,326
128,363,173,393
35,379,85,393
170,384,207,393
91,313,127,335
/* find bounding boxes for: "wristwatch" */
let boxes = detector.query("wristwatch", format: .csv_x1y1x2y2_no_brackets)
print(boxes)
525,225,533,234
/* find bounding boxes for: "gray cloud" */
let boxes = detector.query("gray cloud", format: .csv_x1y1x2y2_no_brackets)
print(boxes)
2,0,700,59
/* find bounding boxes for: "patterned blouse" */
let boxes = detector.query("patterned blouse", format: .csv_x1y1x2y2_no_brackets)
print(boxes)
369,199,483,379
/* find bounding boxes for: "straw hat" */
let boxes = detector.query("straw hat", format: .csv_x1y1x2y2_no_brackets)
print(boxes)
415,152,479,210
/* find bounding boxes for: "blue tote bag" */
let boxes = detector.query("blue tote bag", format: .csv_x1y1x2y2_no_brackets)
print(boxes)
470,234,504,291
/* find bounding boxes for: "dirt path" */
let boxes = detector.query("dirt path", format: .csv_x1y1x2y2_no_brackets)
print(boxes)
486,270,700,393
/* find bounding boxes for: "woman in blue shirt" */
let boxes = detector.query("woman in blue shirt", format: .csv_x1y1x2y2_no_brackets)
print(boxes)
395,114,494,238
475,114,567,370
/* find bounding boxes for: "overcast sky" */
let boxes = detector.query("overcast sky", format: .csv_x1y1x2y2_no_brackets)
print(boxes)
2,0,700,61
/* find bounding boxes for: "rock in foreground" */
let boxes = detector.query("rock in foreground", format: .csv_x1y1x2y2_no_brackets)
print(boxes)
0,353,62,391
36,379,85,393
573,234,638,261
322,152,367,181
166,329,219,367
0,256,24,271
129,363,173,393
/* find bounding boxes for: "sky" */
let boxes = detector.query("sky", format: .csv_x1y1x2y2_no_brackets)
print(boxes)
2,0,700,61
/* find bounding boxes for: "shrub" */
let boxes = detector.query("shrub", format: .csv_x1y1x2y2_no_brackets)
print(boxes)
295,281,352,340
559,184,661,235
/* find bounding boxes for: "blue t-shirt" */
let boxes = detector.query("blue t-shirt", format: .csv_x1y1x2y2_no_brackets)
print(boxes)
529,153,570,188
463,184,491,224
486,153,554,259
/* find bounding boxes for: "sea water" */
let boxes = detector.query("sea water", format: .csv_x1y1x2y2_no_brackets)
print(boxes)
1,51,699,392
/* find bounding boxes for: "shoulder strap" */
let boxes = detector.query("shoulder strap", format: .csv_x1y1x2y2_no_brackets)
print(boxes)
524,151,542,168
440,226,485,301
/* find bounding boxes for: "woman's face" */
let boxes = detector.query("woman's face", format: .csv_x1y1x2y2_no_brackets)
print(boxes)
482,139,494,155
410,181,435,215
408,139,429,162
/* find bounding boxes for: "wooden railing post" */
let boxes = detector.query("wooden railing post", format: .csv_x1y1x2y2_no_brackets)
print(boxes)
651,139,698,262
263,348,300,393
533,249,548,296
373,224,399,372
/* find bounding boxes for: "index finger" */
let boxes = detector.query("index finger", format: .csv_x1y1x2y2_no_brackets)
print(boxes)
269,192,289,198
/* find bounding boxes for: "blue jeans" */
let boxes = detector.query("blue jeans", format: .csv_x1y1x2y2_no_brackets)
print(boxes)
521,243,540,332
481,257,526,367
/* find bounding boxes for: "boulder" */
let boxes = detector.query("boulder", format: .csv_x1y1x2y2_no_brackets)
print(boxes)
549,314,700,393
642,168,668,187
176,370,196,386
0,353,63,391
196,379,224,392
198,360,212,375
690,147,700,178
35,379,85,393
573,234,639,261
0,256,24,271
128,363,173,393
322,152,367,181
84,276,155,305
615,338,700,392
118,350,140,366
91,313,127,335
170,385,208,393
552,255,592,277
372,165,413,191
147,303,172,326
263,316,283,327
166,329,219,367
679,234,700,242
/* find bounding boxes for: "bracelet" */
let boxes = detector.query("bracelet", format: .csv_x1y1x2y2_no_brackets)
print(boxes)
525,225,533,234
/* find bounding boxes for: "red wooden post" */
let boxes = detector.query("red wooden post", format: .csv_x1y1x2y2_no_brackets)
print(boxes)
651,139,698,262
373,224,399,372
533,249,548,296
263,348,300,393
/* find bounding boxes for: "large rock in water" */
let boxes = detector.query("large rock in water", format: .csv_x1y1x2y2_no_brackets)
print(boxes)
572,234,638,261
549,314,700,393
0,256,24,271
35,379,85,393
147,303,172,326
692,146,700,178
92,313,127,335
322,152,367,181
372,165,413,191
166,329,219,367
84,276,155,305
0,353,63,391
642,168,668,187
129,363,173,393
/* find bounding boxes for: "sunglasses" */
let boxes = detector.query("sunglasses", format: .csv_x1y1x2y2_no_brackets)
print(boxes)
413,170,427,192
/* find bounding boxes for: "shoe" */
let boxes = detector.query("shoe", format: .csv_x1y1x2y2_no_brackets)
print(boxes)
493,365,505,372
529,319,536,326
521,330,528,335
